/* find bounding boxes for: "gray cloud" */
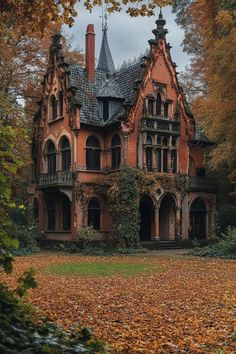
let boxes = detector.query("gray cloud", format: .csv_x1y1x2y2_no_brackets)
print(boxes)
63,5,189,72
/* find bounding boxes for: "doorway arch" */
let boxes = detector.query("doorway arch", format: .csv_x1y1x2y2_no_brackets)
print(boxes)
159,194,176,240
139,195,154,241
190,198,207,239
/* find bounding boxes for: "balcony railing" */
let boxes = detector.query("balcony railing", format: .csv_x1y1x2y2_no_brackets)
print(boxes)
187,176,217,192
141,116,180,135
38,171,73,188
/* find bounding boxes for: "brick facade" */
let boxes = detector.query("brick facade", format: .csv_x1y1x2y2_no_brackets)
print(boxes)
29,12,216,243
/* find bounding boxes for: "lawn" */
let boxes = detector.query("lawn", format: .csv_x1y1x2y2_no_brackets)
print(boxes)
1,252,236,353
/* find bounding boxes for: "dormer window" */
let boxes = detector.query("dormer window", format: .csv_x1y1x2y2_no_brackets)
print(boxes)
103,101,109,121
50,95,57,121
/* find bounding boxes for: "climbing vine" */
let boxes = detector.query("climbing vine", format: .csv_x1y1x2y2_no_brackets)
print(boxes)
76,168,188,247
108,168,140,247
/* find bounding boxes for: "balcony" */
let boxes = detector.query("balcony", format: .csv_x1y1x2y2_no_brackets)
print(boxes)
187,176,217,193
141,116,180,135
38,171,73,188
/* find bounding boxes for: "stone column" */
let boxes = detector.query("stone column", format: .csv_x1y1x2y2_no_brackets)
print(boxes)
143,146,147,171
123,132,128,165
175,206,182,240
154,205,160,240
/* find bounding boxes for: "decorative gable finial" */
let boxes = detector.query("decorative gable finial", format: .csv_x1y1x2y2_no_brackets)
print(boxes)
152,8,168,41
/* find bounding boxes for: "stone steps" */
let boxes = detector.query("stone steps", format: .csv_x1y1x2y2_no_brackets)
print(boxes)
141,240,182,250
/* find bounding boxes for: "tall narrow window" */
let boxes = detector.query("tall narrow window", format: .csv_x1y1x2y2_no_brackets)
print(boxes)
50,95,57,120
62,197,71,231
111,135,121,169
58,91,63,117
60,137,71,170
163,149,168,172
146,135,153,171
103,101,109,121
47,200,56,230
147,99,154,116
157,148,162,172
164,102,169,117
47,141,56,173
88,198,101,230
156,93,162,116
171,150,177,173
86,136,101,170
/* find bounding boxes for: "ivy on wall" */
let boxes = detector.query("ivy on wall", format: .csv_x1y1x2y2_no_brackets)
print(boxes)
76,168,188,247
108,168,140,247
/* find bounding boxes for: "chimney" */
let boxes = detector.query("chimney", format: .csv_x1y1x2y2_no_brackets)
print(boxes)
85,24,95,81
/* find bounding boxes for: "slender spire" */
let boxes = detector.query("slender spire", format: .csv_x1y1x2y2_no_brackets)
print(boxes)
97,8,115,74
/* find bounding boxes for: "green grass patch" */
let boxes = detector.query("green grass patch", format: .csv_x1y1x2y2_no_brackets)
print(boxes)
44,262,158,277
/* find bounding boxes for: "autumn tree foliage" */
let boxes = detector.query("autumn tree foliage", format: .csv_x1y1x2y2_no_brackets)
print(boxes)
1,0,173,36
173,1,236,194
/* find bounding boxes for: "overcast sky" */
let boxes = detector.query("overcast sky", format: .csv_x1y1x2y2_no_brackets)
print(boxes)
64,5,189,72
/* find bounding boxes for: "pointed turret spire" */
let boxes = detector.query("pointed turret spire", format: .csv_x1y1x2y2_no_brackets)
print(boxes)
152,8,168,41
97,10,115,74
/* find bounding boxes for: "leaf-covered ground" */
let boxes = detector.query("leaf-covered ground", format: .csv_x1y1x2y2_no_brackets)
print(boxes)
1,252,236,353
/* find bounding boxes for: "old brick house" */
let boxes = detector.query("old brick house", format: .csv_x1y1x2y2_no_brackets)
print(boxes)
29,12,216,244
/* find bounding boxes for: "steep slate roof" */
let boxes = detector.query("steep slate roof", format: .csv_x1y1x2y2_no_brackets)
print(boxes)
67,24,145,127
68,57,144,126
97,28,115,73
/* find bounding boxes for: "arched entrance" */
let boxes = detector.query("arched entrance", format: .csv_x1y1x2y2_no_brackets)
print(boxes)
159,194,176,240
139,195,154,241
190,198,206,239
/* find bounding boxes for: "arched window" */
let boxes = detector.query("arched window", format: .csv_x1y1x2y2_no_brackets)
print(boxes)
86,136,101,170
62,197,71,231
157,136,162,145
190,198,207,239
50,95,57,121
58,91,63,117
47,200,56,230
47,141,56,173
147,99,154,116
146,135,153,172
164,102,169,117
60,137,71,170
156,93,162,116
87,198,101,230
111,135,121,169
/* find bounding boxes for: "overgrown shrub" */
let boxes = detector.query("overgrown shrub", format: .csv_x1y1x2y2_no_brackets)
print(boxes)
0,283,107,353
65,226,97,253
217,204,236,232
9,223,40,255
191,227,236,259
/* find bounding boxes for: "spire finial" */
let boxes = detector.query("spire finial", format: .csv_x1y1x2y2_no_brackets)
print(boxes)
101,4,108,32
159,7,163,19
